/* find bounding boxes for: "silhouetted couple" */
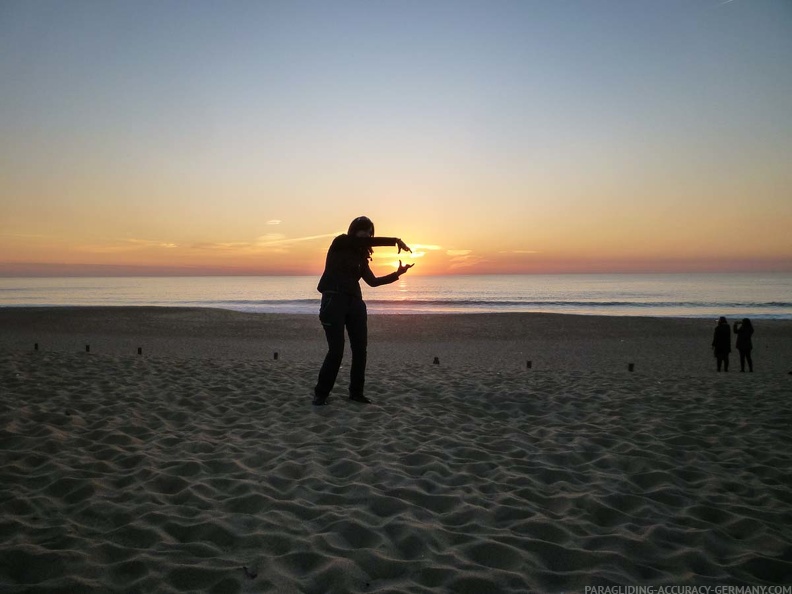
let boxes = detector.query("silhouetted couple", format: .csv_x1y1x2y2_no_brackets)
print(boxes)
313,216,414,406
712,316,754,372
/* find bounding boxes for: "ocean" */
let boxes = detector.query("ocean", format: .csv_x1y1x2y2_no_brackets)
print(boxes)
0,273,790,319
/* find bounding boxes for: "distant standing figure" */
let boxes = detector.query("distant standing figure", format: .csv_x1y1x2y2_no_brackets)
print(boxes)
733,318,754,372
712,316,731,372
313,216,414,406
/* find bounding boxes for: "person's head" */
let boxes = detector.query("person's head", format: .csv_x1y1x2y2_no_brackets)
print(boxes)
718,316,727,325
348,216,374,238
742,318,753,330
348,216,375,258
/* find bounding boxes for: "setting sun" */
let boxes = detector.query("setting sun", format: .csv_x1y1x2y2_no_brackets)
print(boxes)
1,1,790,277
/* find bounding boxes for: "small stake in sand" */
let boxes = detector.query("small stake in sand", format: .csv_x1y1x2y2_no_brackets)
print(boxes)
34,343,39,351
242,566,258,579
274,352,279,360
138,347,142,355
433,356,440,364
628,363,635,372
527,360,532,369
86,344,90,353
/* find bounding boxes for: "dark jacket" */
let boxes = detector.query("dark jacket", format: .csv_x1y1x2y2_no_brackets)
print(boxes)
712,323,731,356
734,324,754,351
317,234,401,298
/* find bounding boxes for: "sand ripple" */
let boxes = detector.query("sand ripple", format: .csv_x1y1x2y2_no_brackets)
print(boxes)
1,351,791,592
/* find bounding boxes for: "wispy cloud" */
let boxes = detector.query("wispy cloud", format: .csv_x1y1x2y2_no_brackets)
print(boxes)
267,220,282,225
499,250,539,254
76,238,179,253
255,232,340,247
449,256,486,270
445,248,486,270
125,239,178,248
386,243,443,260
191,241,250,250
256,233,287,244
192,232,340,252
74,231,341,257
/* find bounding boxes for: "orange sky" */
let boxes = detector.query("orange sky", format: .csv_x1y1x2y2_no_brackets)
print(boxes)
1,1,791,276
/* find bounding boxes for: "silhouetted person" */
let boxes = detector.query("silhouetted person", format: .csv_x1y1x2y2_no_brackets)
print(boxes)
712,316,731,372
313,216,413,406
733,318,754,372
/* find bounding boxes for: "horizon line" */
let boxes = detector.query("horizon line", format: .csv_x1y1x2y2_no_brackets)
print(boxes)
2,268,791,278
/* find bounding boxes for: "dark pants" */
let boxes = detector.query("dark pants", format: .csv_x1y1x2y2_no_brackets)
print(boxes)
716,353,729,372
315,292,368,399
738,349,753,372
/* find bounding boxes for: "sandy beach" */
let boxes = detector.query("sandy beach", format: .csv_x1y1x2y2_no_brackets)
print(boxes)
1,307,791,592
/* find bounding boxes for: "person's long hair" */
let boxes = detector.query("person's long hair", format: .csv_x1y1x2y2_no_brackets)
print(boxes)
348,216,375,259
742,318,754,333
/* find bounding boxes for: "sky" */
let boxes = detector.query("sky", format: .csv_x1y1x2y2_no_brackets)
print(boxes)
1,0,790,276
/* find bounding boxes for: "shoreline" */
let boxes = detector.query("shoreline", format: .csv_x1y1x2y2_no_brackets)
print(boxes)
2,303,791,320
1,306,791,374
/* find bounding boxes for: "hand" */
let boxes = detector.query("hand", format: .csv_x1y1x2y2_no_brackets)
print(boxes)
397,260,414,276
397,239,411,254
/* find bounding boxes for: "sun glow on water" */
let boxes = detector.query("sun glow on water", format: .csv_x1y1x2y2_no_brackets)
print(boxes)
1,274,790,318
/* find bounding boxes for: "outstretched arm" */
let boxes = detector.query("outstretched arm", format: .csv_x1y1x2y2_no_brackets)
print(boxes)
361,259,414,287
348,236,412,253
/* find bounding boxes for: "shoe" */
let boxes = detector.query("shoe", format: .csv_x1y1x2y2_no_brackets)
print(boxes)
349,394,372,404
312,394,329,406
